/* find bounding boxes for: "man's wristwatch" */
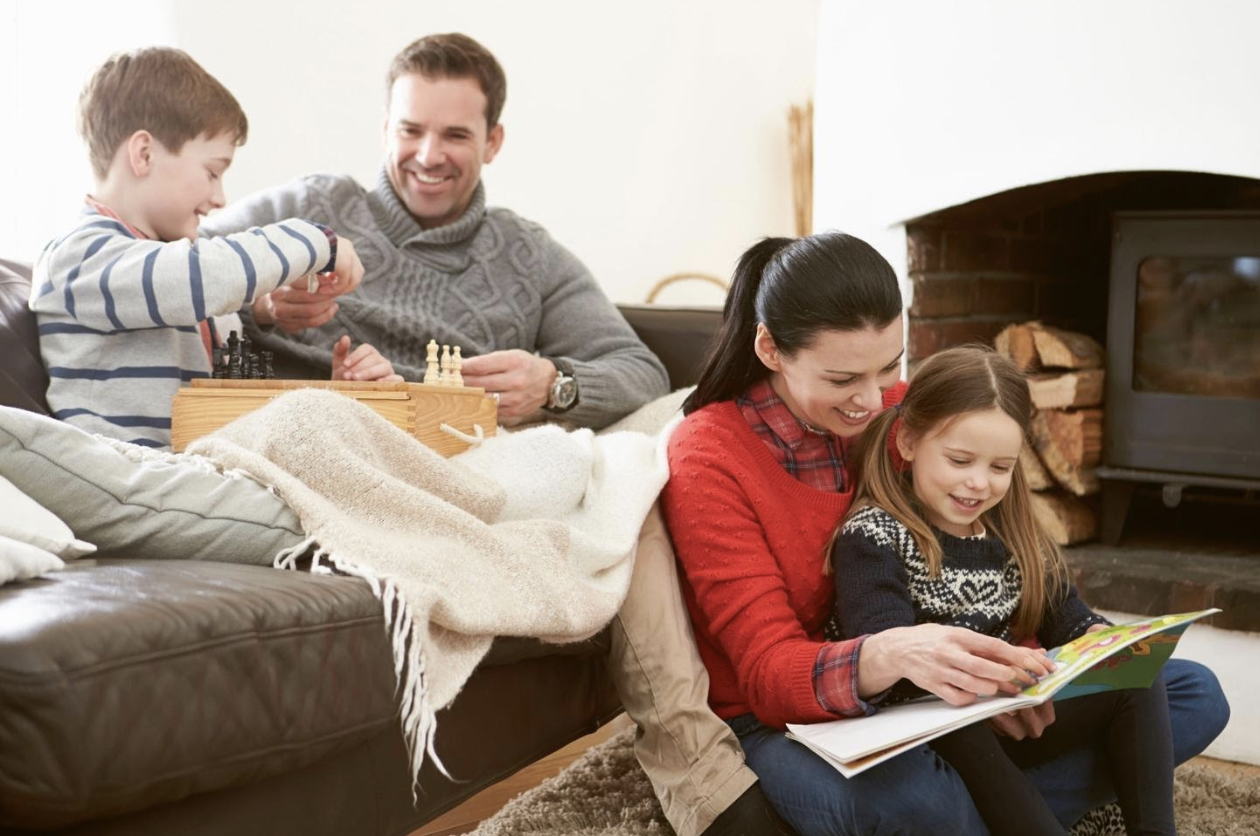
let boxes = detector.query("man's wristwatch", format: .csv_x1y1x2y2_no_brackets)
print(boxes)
543,357,579,413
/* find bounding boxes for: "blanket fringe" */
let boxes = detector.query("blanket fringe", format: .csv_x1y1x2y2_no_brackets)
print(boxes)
316,550,450,796
274,533,446,793
273,535,317,570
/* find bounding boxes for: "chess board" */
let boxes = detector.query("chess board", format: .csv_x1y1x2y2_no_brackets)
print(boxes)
170,378,499,456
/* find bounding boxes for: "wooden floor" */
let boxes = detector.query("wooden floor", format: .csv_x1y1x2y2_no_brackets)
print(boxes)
409,714,1259,836
409,714,633,836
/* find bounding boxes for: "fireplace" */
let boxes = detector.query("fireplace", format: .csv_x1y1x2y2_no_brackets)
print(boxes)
901,172,1260,545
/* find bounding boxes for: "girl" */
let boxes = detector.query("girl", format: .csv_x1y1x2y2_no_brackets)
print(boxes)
828,345,1175,836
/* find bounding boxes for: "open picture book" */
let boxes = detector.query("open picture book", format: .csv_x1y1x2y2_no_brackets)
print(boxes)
786,609,1219,778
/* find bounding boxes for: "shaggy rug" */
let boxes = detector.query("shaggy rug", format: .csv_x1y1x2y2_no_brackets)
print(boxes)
469,728,1260,836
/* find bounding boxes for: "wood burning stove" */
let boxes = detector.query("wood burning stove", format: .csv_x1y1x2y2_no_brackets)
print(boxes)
1099,211,1260,542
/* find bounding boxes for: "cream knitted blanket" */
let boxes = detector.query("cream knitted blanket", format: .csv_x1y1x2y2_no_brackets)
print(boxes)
185,389,670,784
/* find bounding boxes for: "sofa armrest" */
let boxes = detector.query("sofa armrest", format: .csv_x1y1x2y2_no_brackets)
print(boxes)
0,260,50,415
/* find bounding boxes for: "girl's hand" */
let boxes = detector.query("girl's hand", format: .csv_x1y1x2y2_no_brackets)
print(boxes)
331,336,404,382
989,700,1056,740
858,623,1056,706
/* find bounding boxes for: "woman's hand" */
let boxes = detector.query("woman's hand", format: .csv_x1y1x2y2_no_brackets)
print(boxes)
858,624,1056,706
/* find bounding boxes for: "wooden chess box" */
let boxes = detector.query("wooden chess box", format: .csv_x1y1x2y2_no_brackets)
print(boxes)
170,379,499,456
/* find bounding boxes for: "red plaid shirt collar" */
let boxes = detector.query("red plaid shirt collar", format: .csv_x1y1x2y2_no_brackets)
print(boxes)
736,378,849,493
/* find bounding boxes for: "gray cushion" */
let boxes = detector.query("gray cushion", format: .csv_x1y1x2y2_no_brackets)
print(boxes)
0,406,304,565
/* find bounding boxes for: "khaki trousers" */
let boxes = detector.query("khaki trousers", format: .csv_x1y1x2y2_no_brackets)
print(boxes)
609,503,757,836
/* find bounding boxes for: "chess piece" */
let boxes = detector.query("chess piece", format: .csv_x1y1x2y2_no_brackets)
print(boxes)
226,331,242,379
261,351,275,380
248,353,261,379
211,347,224,379
451,346,463,386
240,335,252,378
423,339,440,384
440,344,452,385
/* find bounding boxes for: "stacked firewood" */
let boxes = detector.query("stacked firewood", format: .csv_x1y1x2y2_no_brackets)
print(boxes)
994,322,1105,546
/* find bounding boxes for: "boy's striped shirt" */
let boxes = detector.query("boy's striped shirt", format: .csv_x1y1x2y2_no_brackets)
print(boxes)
31,202,333,448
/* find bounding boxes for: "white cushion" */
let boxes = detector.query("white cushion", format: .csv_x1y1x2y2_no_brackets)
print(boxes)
0,474,96,559
0,533,65,586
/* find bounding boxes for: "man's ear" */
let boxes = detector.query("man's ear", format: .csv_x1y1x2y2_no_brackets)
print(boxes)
483,122,505,164
126,130,155,177
753,323,782,372
895,422,916,463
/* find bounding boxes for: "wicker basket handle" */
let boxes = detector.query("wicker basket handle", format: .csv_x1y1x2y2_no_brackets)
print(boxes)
645,272,729,304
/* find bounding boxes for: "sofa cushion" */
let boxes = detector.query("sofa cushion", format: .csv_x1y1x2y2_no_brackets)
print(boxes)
0,406,305,565
0,558,399,829
0,260,50,415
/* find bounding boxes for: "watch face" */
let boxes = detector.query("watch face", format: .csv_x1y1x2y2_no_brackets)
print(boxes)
553,377,578,409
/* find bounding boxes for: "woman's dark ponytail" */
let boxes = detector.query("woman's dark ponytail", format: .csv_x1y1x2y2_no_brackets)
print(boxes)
683,231,903,415
683,237,791,414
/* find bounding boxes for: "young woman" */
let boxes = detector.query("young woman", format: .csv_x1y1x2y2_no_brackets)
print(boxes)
660,231,1229,836
829,345,1174,836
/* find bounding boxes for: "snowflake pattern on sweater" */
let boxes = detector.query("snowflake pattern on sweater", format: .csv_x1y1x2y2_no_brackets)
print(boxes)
826,505,1104,650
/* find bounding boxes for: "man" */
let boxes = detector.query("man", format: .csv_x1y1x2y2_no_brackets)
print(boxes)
202,33,667,429
204,33,783,836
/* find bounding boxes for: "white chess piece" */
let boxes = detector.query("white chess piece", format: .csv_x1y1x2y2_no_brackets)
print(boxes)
451,346,463,387
440,344,452,385
423,339,440,384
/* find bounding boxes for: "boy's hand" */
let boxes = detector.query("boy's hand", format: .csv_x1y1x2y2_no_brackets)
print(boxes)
255,237,364,333
291,236,364,296
327,236,364,295
331,335,403,382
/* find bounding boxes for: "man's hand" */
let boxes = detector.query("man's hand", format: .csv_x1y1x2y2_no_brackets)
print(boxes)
459,350,557,425
253,237,364,334
331,336,403,382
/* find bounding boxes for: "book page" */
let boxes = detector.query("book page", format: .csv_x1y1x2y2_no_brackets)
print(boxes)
787,692,1038,763
1020,609,1218,699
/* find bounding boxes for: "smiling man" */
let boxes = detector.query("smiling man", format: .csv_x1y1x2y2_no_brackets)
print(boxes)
202,33,667,429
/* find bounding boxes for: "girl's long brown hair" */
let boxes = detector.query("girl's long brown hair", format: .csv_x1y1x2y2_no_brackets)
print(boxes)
840,345,1065,640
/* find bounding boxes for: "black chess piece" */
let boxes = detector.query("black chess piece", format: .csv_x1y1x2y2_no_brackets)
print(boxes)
226,331,242,379
248,353,261,380
240,335,253,378
211,347,224,379
261,351,275,380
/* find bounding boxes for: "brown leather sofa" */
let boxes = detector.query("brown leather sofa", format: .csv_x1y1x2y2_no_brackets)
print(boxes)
0,260,729,836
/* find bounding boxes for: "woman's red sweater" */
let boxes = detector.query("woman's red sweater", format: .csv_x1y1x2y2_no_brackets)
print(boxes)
661,385,905,728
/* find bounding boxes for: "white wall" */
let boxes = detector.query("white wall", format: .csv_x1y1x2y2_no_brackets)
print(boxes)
814,0,1260,283
0,1,177,262
2,0,820,306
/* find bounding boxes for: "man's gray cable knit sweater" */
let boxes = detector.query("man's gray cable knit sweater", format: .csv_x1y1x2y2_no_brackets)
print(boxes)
201,170,669,428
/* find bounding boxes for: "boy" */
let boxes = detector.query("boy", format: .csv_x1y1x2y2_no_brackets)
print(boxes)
30,47,400,448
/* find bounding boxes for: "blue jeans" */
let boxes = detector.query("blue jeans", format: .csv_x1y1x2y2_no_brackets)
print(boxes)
732,659,1229,836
